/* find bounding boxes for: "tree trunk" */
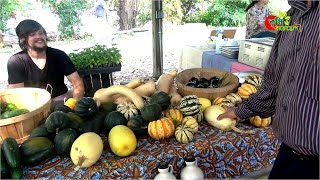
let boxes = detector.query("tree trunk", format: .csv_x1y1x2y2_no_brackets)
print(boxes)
117,0,138,30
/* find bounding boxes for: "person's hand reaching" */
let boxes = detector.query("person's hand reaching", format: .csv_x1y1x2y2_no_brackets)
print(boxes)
217,107,241,121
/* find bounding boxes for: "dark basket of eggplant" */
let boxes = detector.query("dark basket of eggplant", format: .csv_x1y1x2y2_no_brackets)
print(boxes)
176,68,239,101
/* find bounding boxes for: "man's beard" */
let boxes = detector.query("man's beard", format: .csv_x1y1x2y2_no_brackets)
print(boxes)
32,43,47,52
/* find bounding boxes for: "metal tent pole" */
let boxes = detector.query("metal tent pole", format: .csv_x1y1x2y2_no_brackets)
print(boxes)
152,0,163,79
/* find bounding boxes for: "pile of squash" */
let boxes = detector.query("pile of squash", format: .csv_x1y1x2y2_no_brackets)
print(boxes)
212,74,272,128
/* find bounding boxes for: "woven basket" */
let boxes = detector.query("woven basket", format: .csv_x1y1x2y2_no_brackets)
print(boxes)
176,68,239,101
0,88,51,144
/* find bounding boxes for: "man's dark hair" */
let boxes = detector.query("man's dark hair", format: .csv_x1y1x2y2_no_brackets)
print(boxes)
15,19,47,51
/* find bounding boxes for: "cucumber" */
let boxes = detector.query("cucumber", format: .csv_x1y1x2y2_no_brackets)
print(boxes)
1,149,10,179
1,109,29,119
2,138,21,168
2,103,18,113
10,167,22,179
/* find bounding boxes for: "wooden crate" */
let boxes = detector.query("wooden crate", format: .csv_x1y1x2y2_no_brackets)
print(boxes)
238,38,274,70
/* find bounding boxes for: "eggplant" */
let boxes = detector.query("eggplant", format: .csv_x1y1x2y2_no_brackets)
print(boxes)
188,77,199,86
197,83,205,88
199,78,209,88
210,76,220,87
185,82,197,88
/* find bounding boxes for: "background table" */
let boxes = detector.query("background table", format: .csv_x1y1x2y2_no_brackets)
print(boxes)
23,121,280,179
201,51,238,72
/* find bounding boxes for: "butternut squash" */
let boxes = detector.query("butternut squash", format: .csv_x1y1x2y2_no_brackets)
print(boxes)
204,105,253,134
113,80,156,104
156,70,177,93
93,85,145,109
125,78,144,89
169,85,182,106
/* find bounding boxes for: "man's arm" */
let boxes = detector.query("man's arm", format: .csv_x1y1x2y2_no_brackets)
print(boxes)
234,32,282,119
8,83,24,88
66,72,84,100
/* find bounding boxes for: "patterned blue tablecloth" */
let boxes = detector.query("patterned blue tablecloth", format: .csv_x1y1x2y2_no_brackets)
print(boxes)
202,51,238,72
23,121,280,179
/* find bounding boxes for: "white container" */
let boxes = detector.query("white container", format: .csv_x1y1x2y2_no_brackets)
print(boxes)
154,162,176,180
180,156,204,180
215,34,223,54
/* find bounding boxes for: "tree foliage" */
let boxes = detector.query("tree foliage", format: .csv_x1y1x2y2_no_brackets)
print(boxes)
39,0,89,39
185,0,249,27
0,0,22,31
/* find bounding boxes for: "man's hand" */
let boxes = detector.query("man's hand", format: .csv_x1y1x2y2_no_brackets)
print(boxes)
66,72,84,100
217,107,241,121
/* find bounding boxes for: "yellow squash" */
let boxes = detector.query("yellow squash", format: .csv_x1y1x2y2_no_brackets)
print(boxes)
70,132,103,169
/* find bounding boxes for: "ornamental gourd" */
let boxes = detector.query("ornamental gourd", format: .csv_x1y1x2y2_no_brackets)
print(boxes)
192,109,203,123
245,75,262,87
116,102,139,120
64,98,77,110
164,108,183,126
148,117,175,140
181,116,198,133
179,95,201,116
213,97,235,108
225,93,242,105
237,84,257,99
249,116,271,127
175,124,194,144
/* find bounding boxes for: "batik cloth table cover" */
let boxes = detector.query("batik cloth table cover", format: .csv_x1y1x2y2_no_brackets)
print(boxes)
23,121,280,179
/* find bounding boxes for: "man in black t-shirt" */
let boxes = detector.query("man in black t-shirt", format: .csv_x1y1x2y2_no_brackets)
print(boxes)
7,19,84,110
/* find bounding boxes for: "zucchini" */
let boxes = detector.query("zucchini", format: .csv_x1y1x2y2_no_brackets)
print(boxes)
1,149,10,179
2,138,21,168
10,167,22,179
20,137,54,166
1,109,29,119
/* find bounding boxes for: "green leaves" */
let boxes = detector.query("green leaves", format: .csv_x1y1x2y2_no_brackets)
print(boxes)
69,45,122,70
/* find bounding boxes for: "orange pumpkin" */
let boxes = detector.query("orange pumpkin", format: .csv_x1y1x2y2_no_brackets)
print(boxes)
64,98,77,110
237,83,257,99
249,116,271,127
213,97,225,105
148,117,175,140
164,108,183,126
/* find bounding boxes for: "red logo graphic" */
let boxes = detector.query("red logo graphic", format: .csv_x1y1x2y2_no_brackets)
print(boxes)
265,15,277,30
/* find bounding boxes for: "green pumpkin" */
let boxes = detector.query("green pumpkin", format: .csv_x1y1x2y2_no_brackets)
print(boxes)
127,115,148,136
100,102,117,112
140,103,162,122
54,128,78,157
150,91,171,110
45,111,78,133
30,124,49,138
54,104,73,113
104,111,127,131
74,97,98,117
80,110,107,134
20,137,54,166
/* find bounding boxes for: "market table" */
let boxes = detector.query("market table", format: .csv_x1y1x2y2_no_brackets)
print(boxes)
23,121,280,179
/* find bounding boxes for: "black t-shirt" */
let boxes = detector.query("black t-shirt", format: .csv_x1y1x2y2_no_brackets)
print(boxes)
7,47,77,98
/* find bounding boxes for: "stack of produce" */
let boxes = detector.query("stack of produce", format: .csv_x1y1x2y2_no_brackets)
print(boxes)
211,74,271,128
0,71,270,174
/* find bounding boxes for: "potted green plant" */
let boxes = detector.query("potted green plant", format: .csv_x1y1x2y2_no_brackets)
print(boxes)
69,45,122,96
